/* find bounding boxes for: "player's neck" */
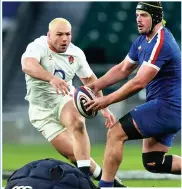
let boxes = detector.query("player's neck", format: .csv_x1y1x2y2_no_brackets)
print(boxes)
146,23,163,42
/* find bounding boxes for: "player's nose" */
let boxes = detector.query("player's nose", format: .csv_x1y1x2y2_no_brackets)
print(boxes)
137,15,142,22
62,35,68,42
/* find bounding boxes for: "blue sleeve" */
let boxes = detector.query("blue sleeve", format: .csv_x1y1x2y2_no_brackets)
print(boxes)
128,37,140,63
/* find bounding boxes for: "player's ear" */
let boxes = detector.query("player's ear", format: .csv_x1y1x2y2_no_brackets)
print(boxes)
47,31,50,39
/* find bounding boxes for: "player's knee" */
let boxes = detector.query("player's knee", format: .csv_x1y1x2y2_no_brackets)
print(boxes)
107,129,114,141
142,152,164,173
65,154,76,163
107,125,126,142
71,116,85,133
142,151,172,173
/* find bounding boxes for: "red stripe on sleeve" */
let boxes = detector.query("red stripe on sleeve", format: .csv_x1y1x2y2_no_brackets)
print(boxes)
151,29,164,64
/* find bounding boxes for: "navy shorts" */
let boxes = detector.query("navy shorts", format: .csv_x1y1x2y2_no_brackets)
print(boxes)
130,99,181,147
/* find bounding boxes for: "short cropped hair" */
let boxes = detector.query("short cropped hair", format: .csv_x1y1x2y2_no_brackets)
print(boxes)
49,18,72,31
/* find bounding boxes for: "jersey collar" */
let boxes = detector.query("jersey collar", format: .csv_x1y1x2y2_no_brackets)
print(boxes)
147,26,163,43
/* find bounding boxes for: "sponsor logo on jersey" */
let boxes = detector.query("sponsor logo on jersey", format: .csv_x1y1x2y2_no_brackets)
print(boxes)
138,45,142,51
68,56,74,64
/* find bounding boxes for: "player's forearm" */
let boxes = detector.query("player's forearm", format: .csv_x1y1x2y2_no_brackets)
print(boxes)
22,58,54,82
91,64,129,92
107,77,144,104
81,73,97,86
25,68,54,82
81,73,103,97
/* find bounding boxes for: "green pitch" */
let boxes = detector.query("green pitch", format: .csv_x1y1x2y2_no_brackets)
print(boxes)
3,143,181,187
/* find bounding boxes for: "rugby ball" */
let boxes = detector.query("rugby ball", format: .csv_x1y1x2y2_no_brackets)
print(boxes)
73,86,98,118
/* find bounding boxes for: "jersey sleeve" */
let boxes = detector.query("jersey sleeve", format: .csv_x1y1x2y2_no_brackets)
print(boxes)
143,29,172,70
21,41,46,63
76,50,93,78
126,38,139,64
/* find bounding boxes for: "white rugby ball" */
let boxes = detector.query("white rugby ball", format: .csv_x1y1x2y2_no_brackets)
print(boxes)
73,86,98,119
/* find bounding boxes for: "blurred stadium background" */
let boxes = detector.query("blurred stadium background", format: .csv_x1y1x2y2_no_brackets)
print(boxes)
2,1,181,187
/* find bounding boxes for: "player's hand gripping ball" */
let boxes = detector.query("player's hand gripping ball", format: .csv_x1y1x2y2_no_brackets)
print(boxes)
73,86,98,118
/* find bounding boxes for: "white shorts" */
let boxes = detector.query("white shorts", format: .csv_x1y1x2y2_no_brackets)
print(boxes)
29,95,72,142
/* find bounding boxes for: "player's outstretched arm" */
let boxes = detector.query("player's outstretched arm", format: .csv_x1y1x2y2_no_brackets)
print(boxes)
106,63,159,104
80,73,97,87
88,58,138,93
22,57,70,95
22,57,54,81
80,73,103,97
85,63,159,112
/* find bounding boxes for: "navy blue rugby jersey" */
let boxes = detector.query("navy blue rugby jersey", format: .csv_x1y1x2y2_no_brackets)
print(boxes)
127,27,181,109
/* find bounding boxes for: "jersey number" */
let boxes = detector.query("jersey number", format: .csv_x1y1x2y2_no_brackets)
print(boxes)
54,69,65,80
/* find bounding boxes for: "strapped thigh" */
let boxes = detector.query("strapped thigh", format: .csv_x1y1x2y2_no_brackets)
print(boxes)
119,113,143,140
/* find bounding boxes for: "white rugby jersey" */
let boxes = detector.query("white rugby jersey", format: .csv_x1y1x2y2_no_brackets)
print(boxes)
21,36,93,109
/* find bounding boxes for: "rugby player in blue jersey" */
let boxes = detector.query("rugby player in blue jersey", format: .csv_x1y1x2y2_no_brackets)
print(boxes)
86,2,181,187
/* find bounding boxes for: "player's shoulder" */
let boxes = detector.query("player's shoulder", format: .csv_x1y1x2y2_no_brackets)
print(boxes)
146,27,176,57
155,27,174,44
33,36,47,47
155,27,174,51
163,27,173,37
24,36,48,57
27,35,47,50
163,27,178,46
34,35,47,44
67,43,85,58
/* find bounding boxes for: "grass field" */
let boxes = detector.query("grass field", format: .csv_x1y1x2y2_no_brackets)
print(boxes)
3,143,181,187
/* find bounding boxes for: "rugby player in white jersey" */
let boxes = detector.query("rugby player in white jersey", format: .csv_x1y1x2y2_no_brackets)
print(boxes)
21,18,124,187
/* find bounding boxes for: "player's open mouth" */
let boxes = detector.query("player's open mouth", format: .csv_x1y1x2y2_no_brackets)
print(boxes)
61,45,67,48
138,25,144,29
